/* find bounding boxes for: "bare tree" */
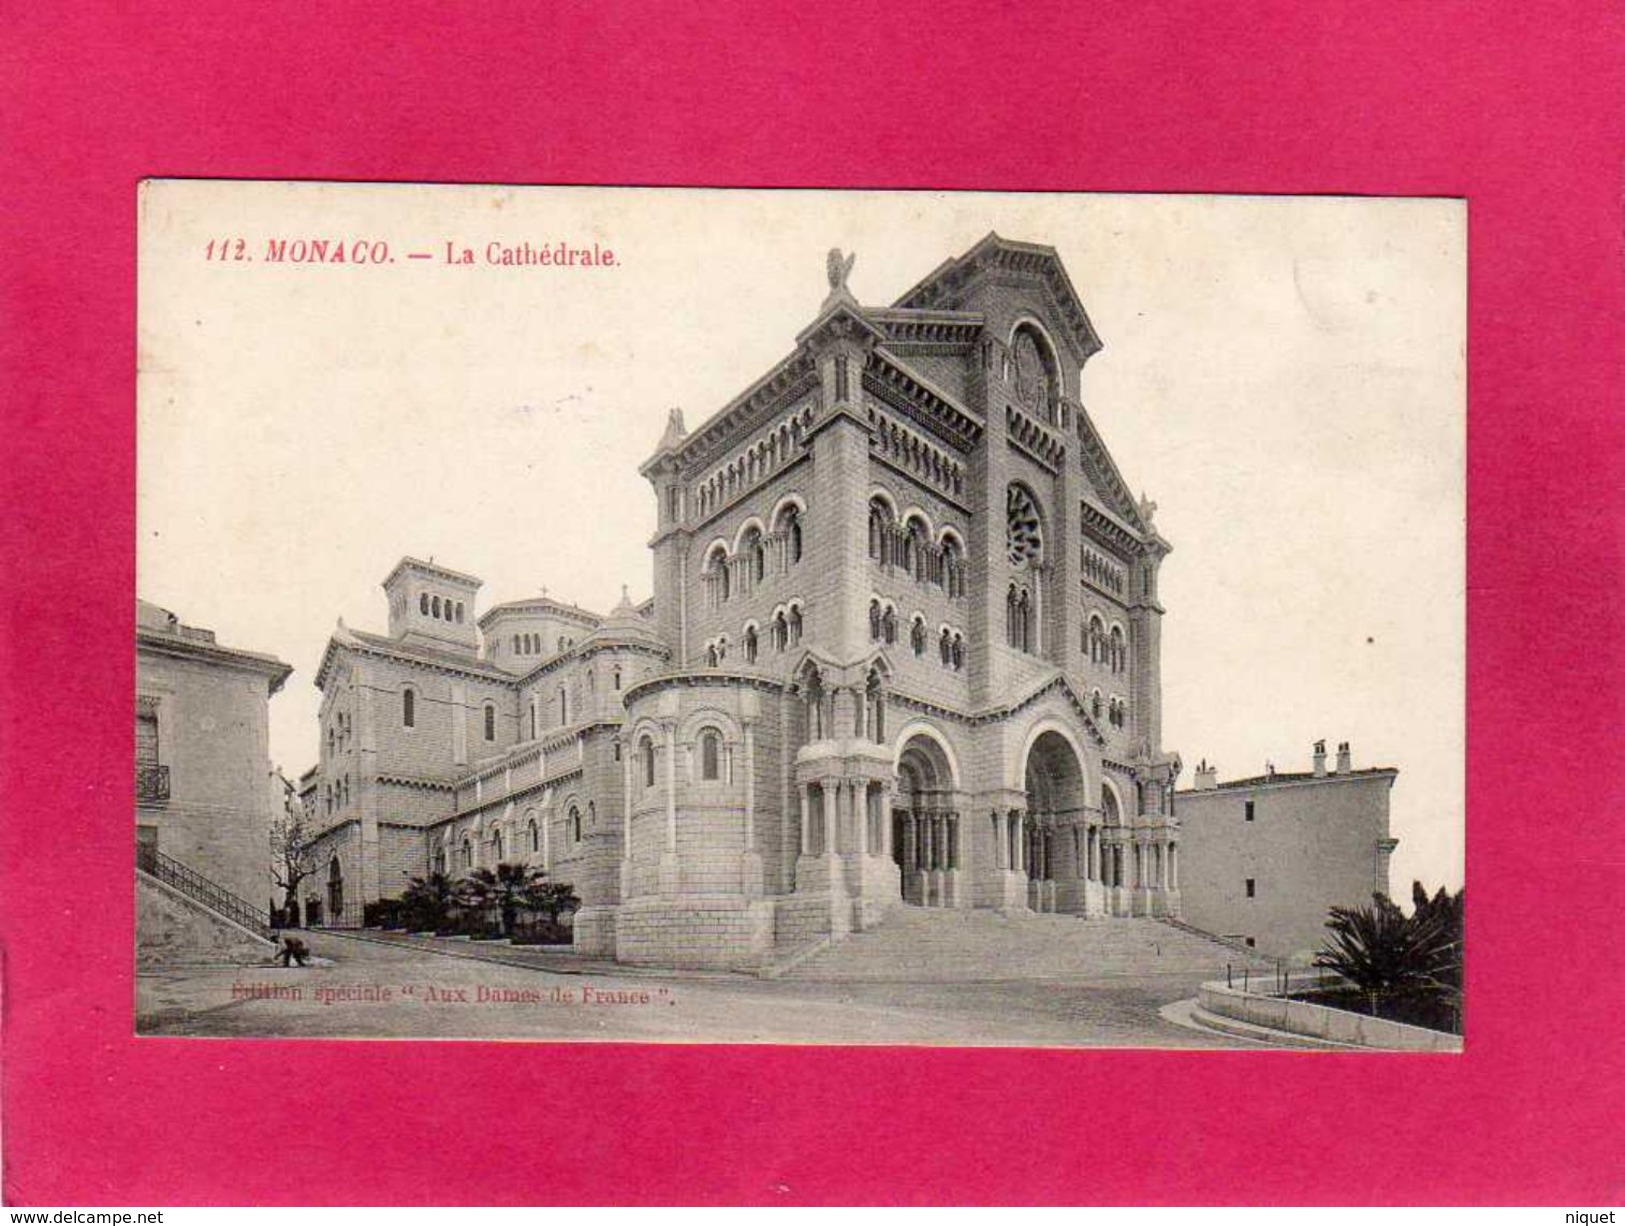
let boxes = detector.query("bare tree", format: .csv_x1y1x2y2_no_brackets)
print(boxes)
269,776,315,926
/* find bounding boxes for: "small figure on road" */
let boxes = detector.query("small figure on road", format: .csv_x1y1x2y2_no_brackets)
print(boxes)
279,936,309,968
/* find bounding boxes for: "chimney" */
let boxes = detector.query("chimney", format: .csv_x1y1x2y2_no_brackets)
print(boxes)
1193,759,1218,791
1312,739,1328,777
1335,741,1352,774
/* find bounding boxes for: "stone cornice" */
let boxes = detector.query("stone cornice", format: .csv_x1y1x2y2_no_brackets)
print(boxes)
375,773,457,793
888,674,1109,748
317,634,514,693
1074,400,1149,532
622,670,789,707
479,598,602,631
1079,500,1145,557
659,352,819,474
863,351,983,450
138,630,292,694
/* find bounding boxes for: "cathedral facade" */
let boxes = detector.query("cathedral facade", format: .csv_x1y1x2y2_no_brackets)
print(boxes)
300,234,1184,969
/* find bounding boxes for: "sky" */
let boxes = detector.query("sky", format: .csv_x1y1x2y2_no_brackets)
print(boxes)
138,183,1464,891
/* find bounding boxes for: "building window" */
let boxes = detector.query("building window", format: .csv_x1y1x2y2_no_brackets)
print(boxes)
528,817,539,853
613,666,622,690
835,354,849,401
744,625,759,663
483,703,496,741
455,601,465,624
785,507,802,565
1245,878,1256,898
137,705,160,765
641,737,656,789
882,607,897,645
911,617,926,657
869,497,893,562
788,605,803,646
558,686,568,725
869,600,882,641
402,688,416,728
420,593,430,614
570,805,582,843
700,729,721,781
460,839,472,870
491,830,504,862
613,739,622,762
1244,800,1255,822
951,633,964,671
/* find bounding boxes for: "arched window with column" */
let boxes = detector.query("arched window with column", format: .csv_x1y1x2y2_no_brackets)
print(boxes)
775,503,803,568
941,532,965,597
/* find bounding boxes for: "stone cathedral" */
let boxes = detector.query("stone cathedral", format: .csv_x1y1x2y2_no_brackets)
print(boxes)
301,234,1184,968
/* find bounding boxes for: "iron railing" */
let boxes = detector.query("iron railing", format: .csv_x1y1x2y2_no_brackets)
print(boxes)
136,764,170,802
137,845,272,940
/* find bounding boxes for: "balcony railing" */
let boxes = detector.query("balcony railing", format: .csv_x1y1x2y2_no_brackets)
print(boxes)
137,844,272,940
136,763,170,802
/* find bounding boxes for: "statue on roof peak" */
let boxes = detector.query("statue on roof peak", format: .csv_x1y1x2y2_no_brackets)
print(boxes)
824,248,857,307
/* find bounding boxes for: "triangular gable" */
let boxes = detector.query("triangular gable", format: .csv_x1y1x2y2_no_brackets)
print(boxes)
891,232,1104,365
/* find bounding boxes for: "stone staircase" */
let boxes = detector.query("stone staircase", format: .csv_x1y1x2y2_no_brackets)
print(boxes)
783,905,1273,983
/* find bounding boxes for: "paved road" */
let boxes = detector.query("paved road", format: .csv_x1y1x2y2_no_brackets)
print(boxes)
137,931,1251,1048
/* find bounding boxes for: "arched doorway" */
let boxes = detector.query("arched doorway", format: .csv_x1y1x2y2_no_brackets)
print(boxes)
1020,729,1088,913
894,732,959,907
326,856,345,925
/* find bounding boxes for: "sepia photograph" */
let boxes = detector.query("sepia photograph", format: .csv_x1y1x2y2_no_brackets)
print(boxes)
135,182,1465,1048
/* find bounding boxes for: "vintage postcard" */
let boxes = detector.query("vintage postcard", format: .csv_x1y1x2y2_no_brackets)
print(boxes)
135,182,1464,1047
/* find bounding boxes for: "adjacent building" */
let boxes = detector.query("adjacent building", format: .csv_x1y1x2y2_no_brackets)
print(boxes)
1174,740,1399,957
135,599,291,961
300,234,1187,968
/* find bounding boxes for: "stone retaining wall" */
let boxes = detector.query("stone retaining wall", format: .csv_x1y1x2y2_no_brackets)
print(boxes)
1199,980,1462,1052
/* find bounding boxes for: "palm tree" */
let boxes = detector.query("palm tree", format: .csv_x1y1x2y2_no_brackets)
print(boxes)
1314,888,1462,1016
458,862,572,937
399,871,457,932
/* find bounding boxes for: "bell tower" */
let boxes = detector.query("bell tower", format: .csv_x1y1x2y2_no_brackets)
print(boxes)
382,557,482,655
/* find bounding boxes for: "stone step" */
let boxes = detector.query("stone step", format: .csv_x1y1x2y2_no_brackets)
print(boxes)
786,908,1273,983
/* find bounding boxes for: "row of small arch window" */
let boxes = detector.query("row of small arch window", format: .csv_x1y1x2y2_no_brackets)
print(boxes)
704,606,805,667
510,633,574,656
633,729,726,787
867,501,967,595
869,602,965,670
435,805,591,872
1086,619,1129,674
1092,691,1130,728
323,774,351,813
703,507,805,602
326,711,352,755
419,593,465,623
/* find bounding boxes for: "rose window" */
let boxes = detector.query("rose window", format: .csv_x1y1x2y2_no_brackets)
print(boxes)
1006,485,1043,566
